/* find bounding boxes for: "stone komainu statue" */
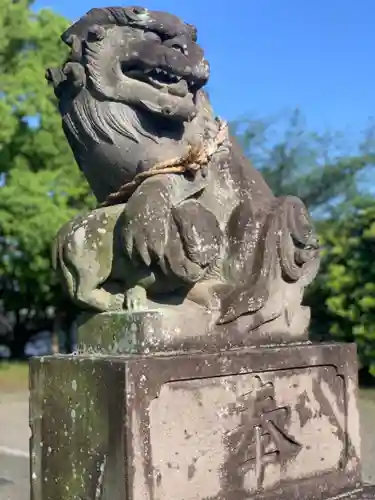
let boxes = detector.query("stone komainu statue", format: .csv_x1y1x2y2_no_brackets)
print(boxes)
47,5,320,339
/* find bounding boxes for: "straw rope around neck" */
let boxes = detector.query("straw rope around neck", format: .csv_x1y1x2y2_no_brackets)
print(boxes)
101,118,228,207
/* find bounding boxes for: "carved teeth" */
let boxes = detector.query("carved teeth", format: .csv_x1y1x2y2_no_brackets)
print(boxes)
134,67,185,89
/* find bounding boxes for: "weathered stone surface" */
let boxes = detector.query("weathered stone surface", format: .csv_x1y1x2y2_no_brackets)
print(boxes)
30,342,364,500
77,305,310,355
29,356,126,500
48,5,320,342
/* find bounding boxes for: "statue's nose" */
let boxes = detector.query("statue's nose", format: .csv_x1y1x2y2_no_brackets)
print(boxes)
163,35,188,55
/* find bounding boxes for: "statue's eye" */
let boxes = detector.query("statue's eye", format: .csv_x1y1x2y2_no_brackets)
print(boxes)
131,6,149,20
144,31,161,42
125,5,149,23
87,24,105,42
132,6,146,15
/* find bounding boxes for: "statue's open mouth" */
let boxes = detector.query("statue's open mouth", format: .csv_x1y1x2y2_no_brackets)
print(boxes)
121,63,189,98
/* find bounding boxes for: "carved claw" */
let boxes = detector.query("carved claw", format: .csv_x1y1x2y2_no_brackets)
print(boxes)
122,180,171,267
125,286,147,312
108,293,125,311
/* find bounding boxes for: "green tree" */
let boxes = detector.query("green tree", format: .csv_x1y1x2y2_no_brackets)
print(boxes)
0,0,93,349
308,198,375,375
231,109,375,216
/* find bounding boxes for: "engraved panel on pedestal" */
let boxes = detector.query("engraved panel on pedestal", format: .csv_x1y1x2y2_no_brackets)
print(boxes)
145,366,354,500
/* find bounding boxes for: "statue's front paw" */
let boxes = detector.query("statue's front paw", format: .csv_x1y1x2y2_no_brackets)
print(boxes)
122,184,170,266
124,217,168,266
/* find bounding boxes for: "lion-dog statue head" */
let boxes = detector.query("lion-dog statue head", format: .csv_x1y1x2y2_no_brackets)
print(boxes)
47,6,217,204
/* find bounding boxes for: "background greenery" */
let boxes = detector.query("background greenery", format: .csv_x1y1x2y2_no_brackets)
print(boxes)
1,0,375,375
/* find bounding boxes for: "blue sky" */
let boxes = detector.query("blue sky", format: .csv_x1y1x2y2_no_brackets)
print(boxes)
34,0,375,138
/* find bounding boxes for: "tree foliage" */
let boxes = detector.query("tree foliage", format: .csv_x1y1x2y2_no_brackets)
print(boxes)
307,198,375,375
231,109,375,216
0,0,94,341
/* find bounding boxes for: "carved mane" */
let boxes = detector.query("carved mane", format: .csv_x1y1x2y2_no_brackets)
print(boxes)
62,86,157,147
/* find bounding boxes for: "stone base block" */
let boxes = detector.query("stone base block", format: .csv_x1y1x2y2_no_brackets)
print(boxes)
30,342,366,500
76,304,310,355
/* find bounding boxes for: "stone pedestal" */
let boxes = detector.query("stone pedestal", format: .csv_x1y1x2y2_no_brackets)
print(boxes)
29,341,375,499
76,307,310,355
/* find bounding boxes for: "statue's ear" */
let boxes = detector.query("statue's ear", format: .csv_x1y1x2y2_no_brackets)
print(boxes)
60,7,121,44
